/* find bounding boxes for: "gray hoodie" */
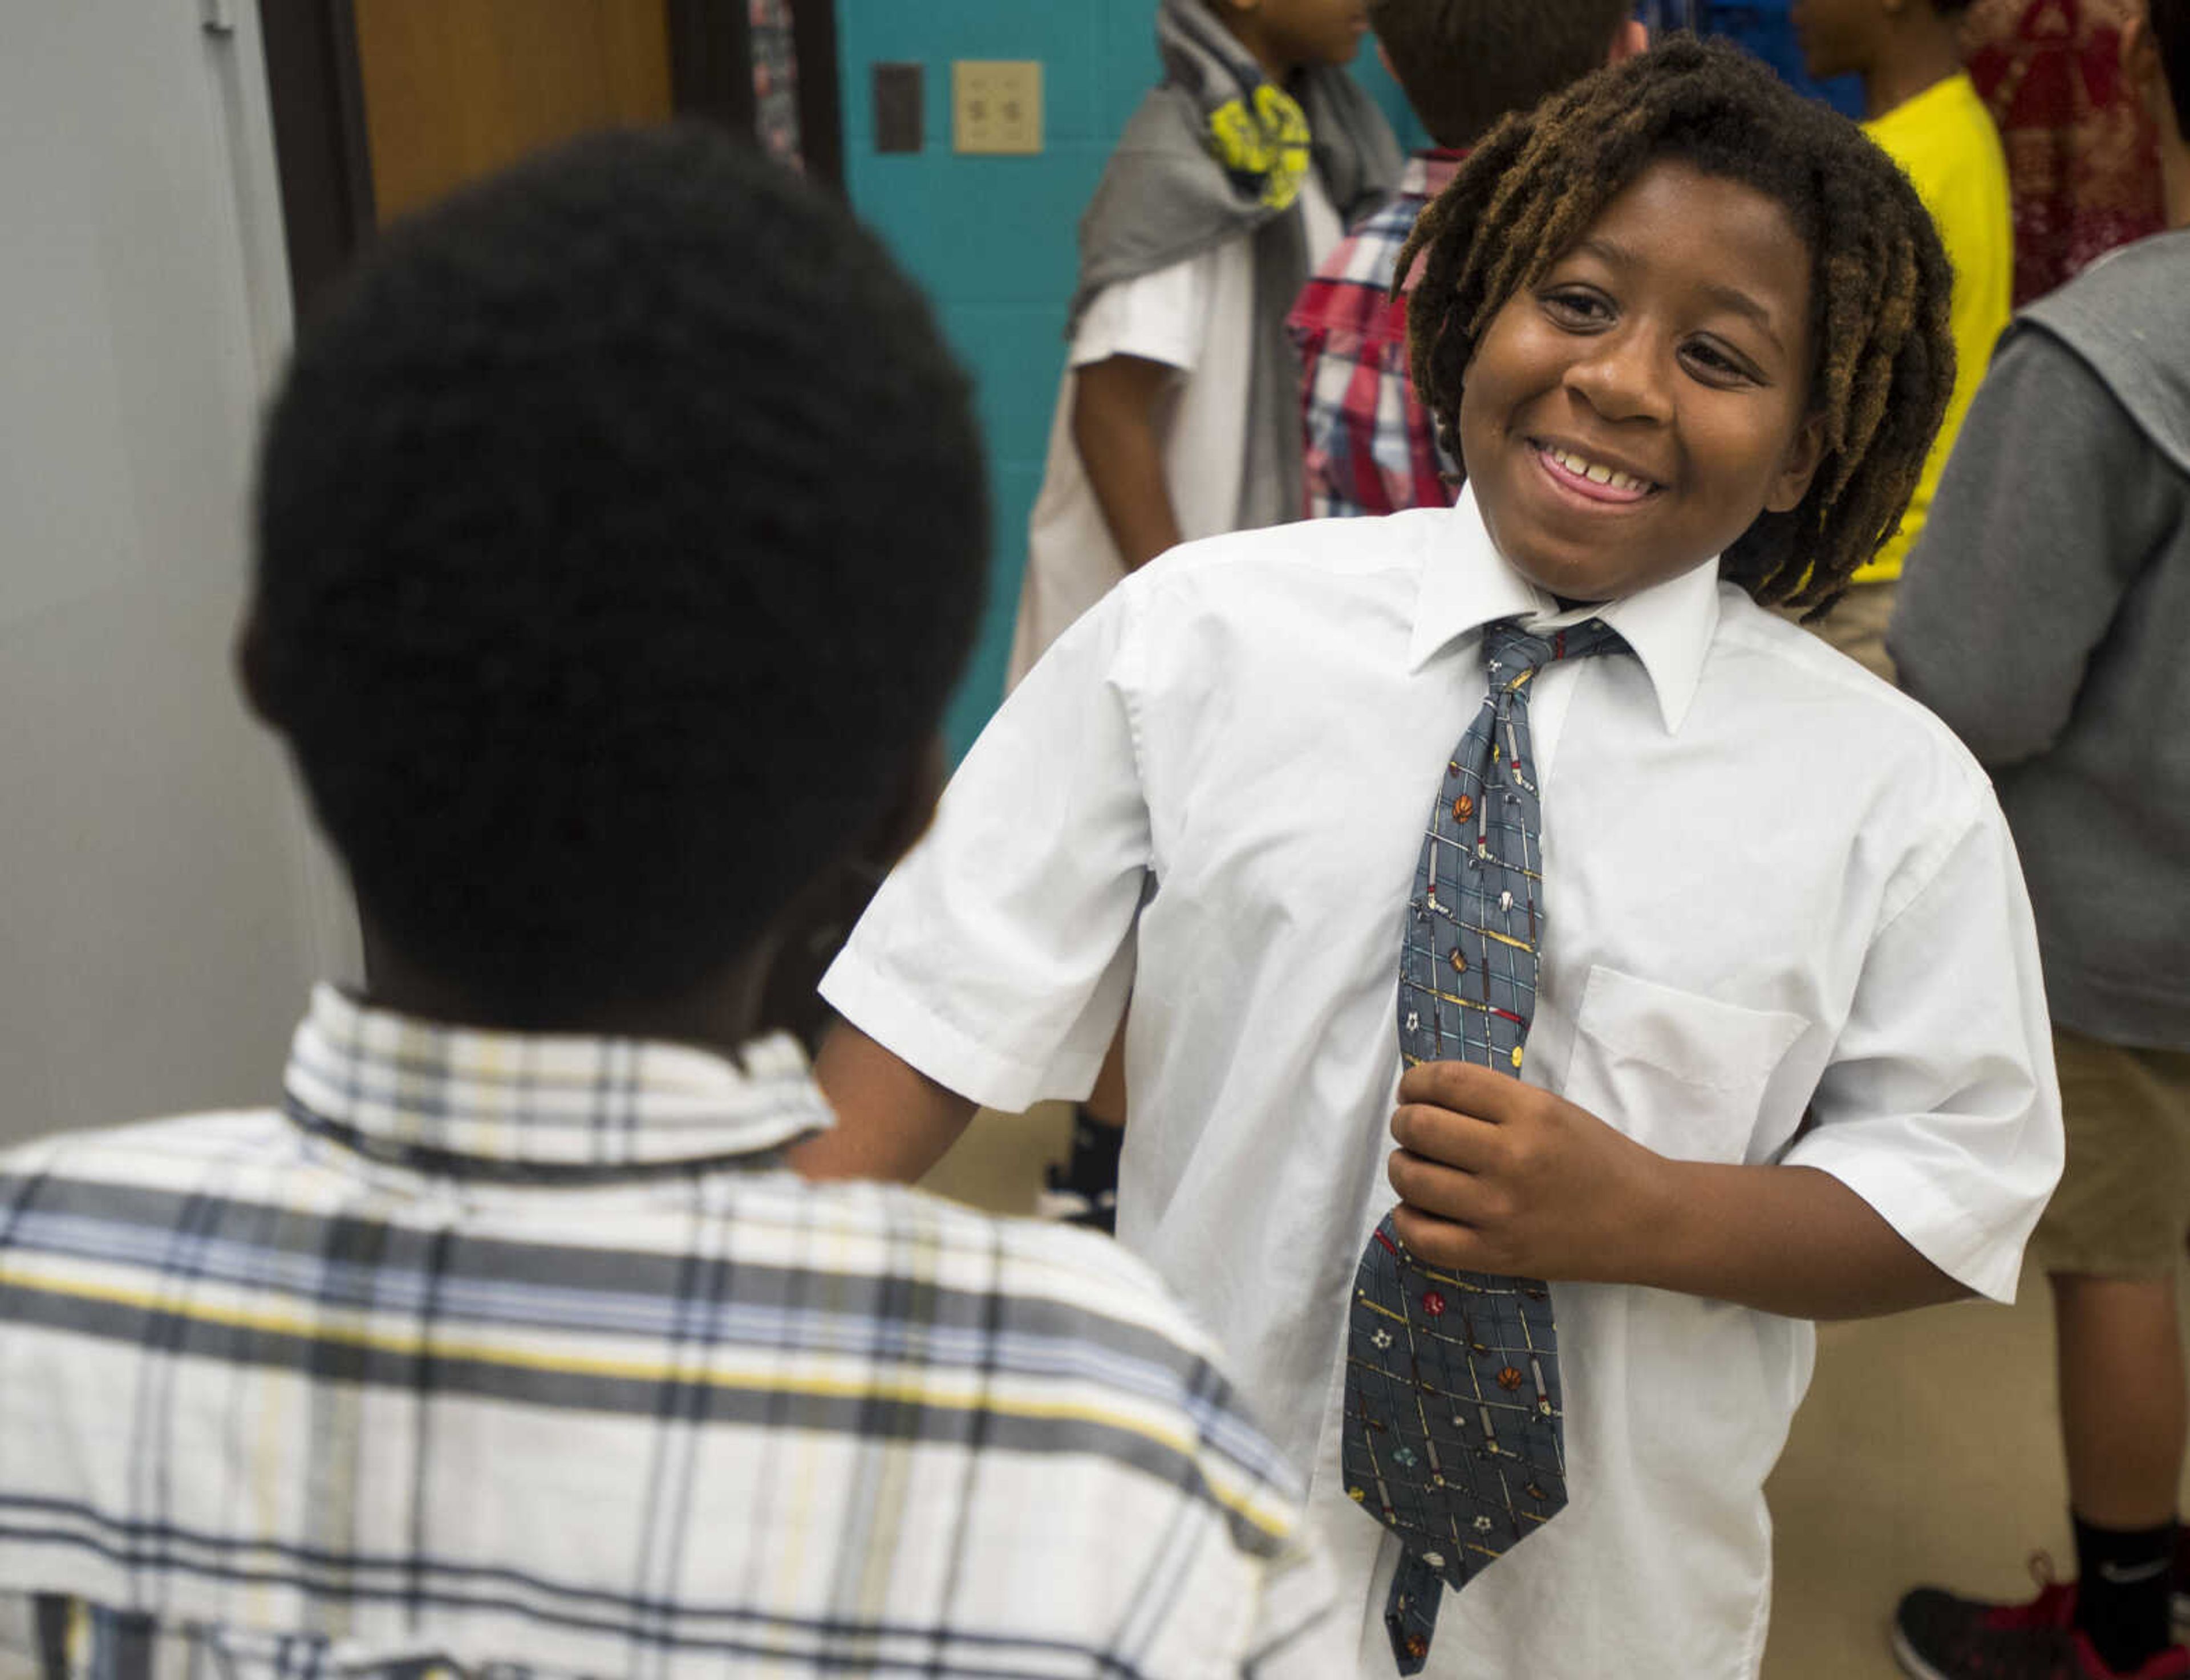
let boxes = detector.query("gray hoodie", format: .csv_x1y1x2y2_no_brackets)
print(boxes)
1068,0,1399,531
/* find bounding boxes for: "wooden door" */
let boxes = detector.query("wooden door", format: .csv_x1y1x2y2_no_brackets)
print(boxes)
261,0,835,312
352,0,675,224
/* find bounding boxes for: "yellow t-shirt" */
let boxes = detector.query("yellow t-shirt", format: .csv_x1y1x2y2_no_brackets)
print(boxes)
1859,73,2013,583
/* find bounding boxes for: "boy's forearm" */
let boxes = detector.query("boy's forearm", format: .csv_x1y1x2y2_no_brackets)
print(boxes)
1625,1158,1970,1321
1388,1065,1973,1323
792,1021,978,1184
1072,356,1185,571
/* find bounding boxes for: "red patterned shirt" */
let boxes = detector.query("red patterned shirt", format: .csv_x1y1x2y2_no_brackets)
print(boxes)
1288,150,1466,520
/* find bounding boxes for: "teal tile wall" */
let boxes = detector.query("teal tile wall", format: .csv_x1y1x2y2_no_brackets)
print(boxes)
837,2,1421,757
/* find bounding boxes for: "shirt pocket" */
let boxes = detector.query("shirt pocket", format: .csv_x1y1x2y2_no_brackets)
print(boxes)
1563,964,1807,1165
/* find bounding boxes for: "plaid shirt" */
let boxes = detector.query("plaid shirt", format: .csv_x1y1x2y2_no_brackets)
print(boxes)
1289,151,1467,520
0,987,1336,1680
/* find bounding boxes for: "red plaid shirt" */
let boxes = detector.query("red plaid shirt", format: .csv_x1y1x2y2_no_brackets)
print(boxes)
1288,150,1467,520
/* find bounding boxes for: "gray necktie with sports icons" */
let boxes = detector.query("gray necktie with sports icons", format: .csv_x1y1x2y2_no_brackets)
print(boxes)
1345,616,1626,1675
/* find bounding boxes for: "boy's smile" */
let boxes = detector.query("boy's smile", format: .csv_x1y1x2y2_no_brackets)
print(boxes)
1458,160,1824,606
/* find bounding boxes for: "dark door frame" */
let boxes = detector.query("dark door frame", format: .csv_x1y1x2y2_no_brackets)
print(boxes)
259,0,841,317
786,0,841,192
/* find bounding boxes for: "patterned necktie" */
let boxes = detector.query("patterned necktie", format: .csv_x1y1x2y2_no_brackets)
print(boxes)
1345,616,1625,1675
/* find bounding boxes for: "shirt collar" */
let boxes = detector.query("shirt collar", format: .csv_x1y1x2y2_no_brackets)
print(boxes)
1405,482,1722,734
282,983,835,1172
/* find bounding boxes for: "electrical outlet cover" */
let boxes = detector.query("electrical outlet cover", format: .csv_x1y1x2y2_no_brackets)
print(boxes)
952,60,1042,155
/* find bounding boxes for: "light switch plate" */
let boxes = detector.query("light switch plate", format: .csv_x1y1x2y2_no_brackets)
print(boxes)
873,63,924,154
952,60,1043,155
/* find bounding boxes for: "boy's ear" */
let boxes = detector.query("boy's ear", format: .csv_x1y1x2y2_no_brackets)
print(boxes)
1609,18,1648,66
1764,412,1828,514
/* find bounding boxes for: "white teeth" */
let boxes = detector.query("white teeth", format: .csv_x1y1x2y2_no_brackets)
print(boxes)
1548,445,1649,494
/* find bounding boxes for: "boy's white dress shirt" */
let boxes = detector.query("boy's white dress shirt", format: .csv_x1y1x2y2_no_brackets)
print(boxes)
825,489,2063,1678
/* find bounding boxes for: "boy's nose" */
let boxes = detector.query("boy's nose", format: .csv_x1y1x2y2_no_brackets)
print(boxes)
1564,331,1674,427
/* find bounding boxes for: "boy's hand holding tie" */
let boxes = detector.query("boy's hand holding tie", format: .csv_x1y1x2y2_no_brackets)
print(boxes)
1388,1060,1666,1286
1387,1059,1968,1321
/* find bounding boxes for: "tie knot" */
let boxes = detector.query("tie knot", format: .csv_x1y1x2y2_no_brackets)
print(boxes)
1485,618,1624,679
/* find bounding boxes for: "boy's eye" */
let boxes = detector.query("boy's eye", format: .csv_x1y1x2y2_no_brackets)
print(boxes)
1540,289,1612,328
1680,338,1761,385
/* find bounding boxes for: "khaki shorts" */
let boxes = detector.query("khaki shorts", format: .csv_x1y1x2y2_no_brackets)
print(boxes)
2031,1028,2190,1278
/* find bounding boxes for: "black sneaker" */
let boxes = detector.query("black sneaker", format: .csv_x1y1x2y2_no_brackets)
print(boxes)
1036,1107,1121,1234
1894,1567,2190,1680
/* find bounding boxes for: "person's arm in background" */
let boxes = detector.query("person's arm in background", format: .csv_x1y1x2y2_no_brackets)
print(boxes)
1072,354,1185,572
1889,329,2176,766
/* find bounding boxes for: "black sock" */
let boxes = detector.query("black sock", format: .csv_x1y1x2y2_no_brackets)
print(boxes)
1066,1106,1124,1184
2074,1512,2177,1674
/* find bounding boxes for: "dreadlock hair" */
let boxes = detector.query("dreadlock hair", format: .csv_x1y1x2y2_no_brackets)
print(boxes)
1367,0,1632,148
1396,36,1956,616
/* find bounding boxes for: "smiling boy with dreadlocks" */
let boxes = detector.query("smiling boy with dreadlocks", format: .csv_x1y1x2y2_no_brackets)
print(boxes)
804,39,2062,1677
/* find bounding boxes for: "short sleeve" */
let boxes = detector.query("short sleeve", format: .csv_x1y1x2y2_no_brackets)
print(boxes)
1069,255,1211,375
1780,796,2063,1302
820,589,1154,1113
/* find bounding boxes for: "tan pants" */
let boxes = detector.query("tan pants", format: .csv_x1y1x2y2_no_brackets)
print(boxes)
1776,578,1899,685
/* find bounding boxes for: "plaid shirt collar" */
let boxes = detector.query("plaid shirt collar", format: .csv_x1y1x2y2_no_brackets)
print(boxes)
281,983,834,1174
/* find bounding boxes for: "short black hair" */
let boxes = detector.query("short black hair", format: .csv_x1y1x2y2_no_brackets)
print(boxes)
1398,37,1956,617
2155,0,2190,135
1368,0,1631,148
252,128,987,1016
1932,0,1978,15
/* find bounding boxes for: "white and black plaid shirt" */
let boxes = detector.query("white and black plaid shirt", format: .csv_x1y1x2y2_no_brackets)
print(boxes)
0,986,1339,1680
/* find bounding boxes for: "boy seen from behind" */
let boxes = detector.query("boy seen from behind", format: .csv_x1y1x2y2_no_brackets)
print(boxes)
1791,0,2013,679
804,42,2062,1677
0,131,1343,1680
1289,0,1645,519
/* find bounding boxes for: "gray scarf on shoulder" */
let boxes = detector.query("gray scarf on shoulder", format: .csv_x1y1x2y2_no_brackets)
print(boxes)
1071,0,1401,530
